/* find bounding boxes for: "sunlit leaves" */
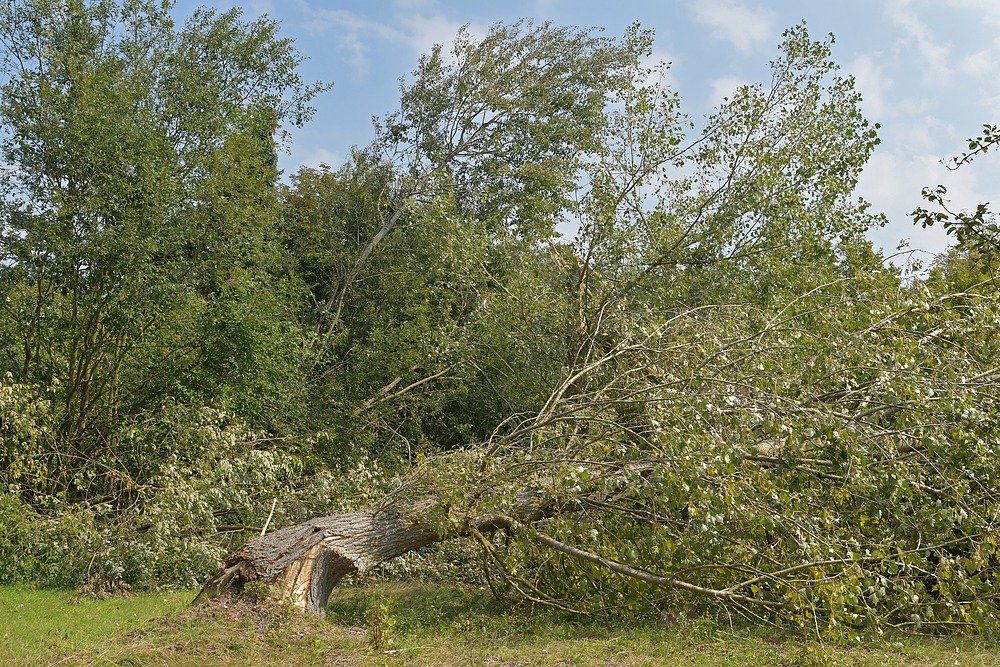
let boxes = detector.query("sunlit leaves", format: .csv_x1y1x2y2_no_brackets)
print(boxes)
0,0,320,492
460,271,1000,634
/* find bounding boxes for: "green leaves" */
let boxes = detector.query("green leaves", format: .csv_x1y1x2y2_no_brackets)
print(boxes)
630,24,883,307
0,0,321,496
460,269,1000,633
382,19,647,239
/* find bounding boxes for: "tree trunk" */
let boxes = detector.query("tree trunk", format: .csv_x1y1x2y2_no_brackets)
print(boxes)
194,486,550,615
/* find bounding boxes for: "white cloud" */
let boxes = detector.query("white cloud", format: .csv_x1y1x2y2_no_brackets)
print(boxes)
885,0,952,85
401,14,474,59
297,6,406,77
708,75,751,107
898,0,1000,94
689,0,776,53
958,44,1000,107
849,54,891,120
534,0,557,15
939,0,1000,28
295,3,476,76
959,48,997,79
895,115,955,155
858,149,988,257
642,50,678,92
292,146,346,171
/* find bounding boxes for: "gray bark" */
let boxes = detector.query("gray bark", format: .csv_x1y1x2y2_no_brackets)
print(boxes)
195,497,445,614
195,487,550,615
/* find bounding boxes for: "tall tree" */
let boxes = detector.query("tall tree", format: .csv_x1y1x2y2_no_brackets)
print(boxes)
0,0,322,490
278,20,652,459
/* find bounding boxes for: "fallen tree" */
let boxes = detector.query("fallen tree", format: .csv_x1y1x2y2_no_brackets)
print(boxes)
197,281,1000,635
194,467,826,618
194,481,555,614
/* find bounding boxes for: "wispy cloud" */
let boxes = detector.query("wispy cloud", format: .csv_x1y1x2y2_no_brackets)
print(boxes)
534,0,557,15
859,148,984,256
689,0,776,53
940,0,1000,27
401,14,476,60
291,146,346,171
296,2,478,77
849,54,891,120
927,1,1000,105
885,0,952,85
297,6,405,77
959,47,997,79
642,50,678,92
708,75,751,107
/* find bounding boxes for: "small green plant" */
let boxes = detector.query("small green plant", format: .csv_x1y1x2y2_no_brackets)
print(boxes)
786,642,835,667
243,579,274,603
366,589,395,650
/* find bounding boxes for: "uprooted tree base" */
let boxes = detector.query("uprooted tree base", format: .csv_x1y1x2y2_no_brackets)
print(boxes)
195,500,444,615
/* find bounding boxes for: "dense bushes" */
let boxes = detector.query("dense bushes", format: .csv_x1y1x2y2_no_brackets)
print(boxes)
0,395,402,589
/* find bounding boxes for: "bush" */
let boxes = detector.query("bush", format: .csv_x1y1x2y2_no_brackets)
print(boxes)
0,376,54,498
0,493,52,584
0,398,406,590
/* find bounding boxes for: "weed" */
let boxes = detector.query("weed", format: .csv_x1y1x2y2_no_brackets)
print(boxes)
366,589,395,650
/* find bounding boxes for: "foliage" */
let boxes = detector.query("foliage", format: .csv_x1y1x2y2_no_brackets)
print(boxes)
0,0,320,496
0,400,397,588
366,588,395,650
1,1,999,640
457,271,1000,635
0,493,54,584
0,376,54,494
574,24,883,317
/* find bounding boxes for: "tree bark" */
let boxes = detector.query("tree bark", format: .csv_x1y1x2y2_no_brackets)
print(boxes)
194,486,551,615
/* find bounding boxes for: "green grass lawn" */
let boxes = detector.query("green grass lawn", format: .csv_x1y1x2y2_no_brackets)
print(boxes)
4,583,1000,666
1,585,193,663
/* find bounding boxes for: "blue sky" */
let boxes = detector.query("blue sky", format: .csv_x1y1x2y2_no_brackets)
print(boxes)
171,0,1000,260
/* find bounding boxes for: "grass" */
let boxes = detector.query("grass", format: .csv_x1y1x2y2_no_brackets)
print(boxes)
4,583,1000,666
1,585,192,663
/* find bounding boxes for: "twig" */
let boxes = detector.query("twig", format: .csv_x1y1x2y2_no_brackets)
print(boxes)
261,498,277,536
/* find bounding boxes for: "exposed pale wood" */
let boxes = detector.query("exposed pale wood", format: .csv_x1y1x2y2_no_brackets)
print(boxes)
195,470,559,616
196,499,445,614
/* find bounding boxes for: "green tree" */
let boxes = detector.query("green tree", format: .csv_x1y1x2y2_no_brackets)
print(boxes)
278,20,652,461
576,25,883,318
0,0,322,494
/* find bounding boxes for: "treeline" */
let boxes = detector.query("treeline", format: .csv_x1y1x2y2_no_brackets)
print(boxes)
1,0,999,635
